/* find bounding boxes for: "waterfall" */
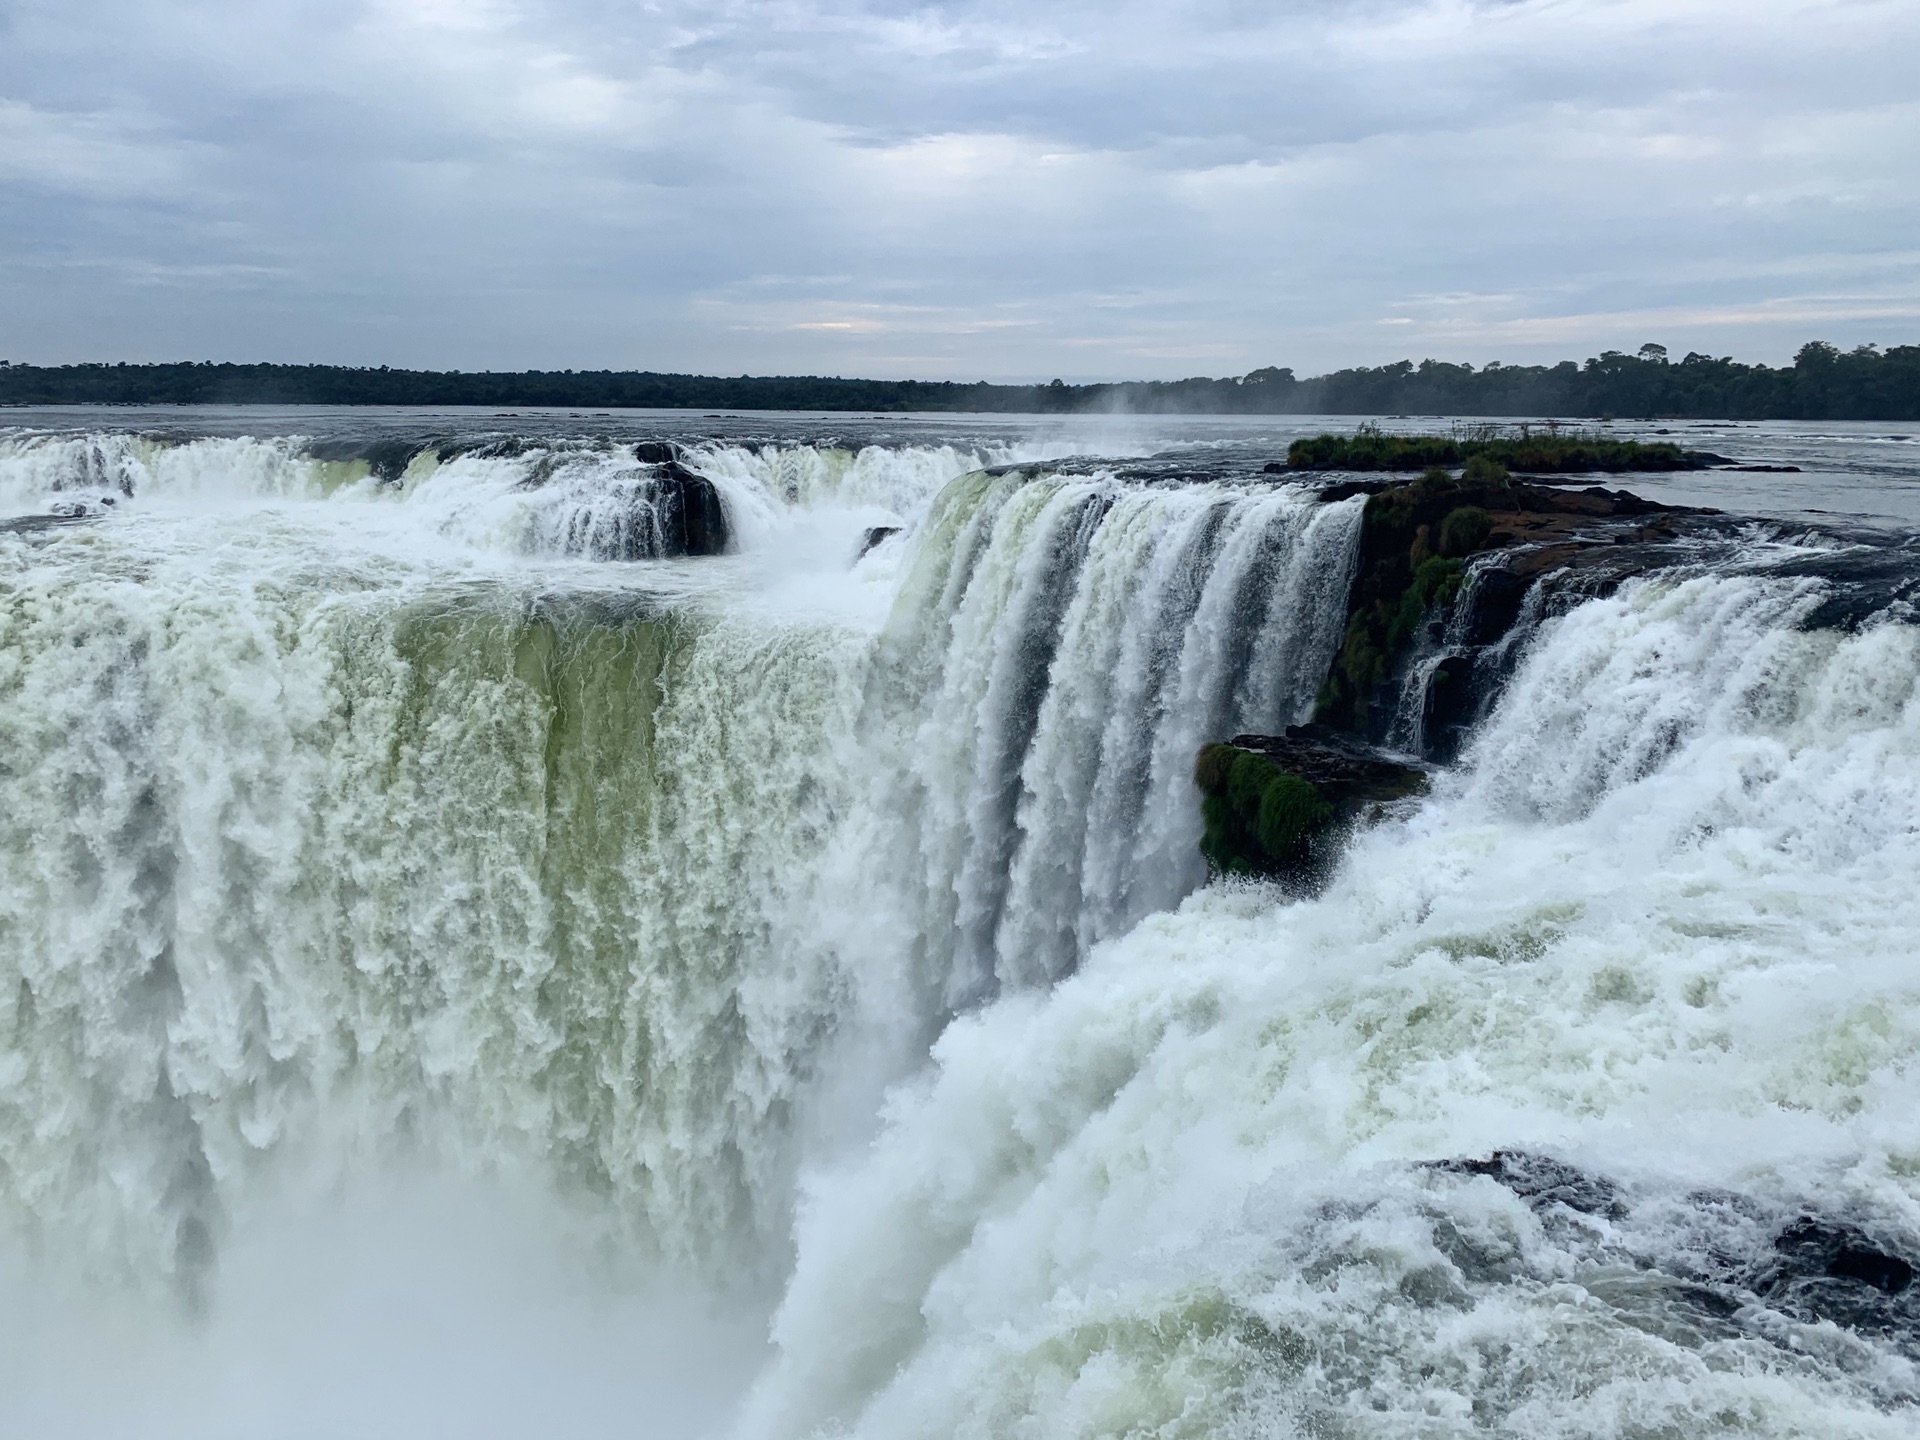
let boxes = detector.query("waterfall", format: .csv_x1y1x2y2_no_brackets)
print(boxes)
0,565,876,1284
0,435,1362,1295
868,473,1363,1000
6,420,1916,1439
744,571,1920,1440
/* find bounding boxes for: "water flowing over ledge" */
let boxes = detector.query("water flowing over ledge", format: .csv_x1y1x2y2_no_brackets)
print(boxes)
0,432,1356,1278
748,574,1920,1440
3,417,1920,1438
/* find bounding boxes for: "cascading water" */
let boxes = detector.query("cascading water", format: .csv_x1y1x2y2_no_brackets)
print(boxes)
2,413,1917,1438
0,421,1351,1260
746,570,1920,1440
866,469,1362,1002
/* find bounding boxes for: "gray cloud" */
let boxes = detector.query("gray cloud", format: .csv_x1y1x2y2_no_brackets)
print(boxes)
1,0,1915,377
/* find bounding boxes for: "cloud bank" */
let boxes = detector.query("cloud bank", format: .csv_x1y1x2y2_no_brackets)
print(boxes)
1,0,1915,377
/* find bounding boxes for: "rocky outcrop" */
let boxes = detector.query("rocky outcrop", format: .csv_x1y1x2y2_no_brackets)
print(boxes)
665,460,729,557
1194,726,1428,886
306,435,731,556
1428,1151,1919,1357
1309,468,1710,748
1274,431,1733,473
1191,467,1718,881
566,441,728,558
546,440,730,558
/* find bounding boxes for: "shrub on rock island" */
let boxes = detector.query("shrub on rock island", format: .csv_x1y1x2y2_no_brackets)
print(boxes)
1439,505,1494,557
1286,428,1697,473
1195,744,1335,878
1460,454,1512,488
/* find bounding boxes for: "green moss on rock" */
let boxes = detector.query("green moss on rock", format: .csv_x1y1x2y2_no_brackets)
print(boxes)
1314,472,1501,733
1195,743,1335,877
1385,556,1465,654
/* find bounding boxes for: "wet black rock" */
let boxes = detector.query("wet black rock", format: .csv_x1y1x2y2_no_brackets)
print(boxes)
1,513,93,535
668,461,728,557
605,442,730,557
1769,1217,1915,1294
1730,532,1920,631
577,463,729,560
48,495,116,518
1312,470,1716,751
1750,1216,1920,1339
858,525,902,559
1425,1153,1920,1360
1222,725,1431,807
1430,1150,1627,1220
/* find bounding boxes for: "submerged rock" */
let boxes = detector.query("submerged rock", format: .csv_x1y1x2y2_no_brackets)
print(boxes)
307,435,429,483
1,512,94,535
1431,1150,1626,1220
1753,1216,1919,1336
1429,1152,1920,1358
1768,1217,1915,1294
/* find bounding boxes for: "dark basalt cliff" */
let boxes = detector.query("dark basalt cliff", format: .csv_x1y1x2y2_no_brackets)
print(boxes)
1312,466,1703,745
1197,464,1716,884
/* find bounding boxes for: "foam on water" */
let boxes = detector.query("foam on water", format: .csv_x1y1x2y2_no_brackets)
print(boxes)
0,432,1351,1338
0,429,1117,561
746,575,1920,1439
3,422,1917,1437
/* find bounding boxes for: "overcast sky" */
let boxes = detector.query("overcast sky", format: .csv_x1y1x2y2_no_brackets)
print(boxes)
1,0,1915,379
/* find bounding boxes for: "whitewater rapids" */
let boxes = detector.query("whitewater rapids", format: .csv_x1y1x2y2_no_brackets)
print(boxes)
1,416,1918,1438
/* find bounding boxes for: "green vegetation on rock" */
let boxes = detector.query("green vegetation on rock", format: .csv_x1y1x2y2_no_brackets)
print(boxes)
1438,505,1494,557
1286,424,1698,473
1195,743,1335,878
1459,454,1511,487
1315,467,1507,733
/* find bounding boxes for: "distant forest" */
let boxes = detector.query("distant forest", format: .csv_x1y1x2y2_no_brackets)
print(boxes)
3,341,1916,420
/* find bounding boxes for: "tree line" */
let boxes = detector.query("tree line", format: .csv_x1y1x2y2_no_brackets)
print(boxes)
2,341,1914,419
